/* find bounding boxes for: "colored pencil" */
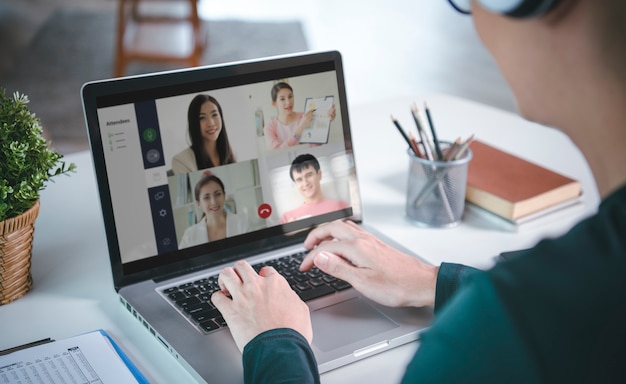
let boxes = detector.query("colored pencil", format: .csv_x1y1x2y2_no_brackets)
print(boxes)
424,102,444,160
391,115,420,157
410,104,435,161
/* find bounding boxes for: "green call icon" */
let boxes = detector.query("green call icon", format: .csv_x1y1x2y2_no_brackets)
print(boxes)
143,128,157,142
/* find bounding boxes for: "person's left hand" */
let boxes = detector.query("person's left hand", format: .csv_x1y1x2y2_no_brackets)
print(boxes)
211,260,313,352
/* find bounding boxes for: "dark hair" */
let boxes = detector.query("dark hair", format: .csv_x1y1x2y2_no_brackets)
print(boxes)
271,82,293,102
194,174,225,202
289,153,320,181
187,94,236,169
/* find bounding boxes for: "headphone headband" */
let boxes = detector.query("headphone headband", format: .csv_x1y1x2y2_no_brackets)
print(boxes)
479,0,560,18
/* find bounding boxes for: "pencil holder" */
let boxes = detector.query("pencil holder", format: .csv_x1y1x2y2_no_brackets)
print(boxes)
405,144,472,228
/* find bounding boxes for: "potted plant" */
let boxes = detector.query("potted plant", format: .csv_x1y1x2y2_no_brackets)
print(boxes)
0,87,76,305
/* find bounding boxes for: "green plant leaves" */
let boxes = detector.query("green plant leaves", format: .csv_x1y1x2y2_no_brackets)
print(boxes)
0,88,76,221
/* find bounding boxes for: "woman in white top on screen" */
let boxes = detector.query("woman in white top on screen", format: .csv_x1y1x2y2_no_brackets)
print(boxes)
179,173,248,249
263,82,336,149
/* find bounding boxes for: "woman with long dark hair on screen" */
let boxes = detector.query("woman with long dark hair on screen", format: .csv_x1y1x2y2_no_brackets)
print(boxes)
172,94,236,173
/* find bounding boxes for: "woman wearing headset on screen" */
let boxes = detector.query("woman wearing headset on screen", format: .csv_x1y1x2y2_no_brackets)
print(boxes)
212,0,626,382
171,94,236,174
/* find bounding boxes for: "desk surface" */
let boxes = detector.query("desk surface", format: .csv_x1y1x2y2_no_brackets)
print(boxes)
0,94,599,383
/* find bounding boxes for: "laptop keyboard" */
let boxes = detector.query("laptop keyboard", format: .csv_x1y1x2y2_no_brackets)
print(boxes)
161,251,352,334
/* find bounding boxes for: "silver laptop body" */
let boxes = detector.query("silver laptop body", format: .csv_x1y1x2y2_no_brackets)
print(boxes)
82,50,432,384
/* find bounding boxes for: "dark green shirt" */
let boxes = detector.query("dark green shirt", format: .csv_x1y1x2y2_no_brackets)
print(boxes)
243,184,626,383
243,328,320,384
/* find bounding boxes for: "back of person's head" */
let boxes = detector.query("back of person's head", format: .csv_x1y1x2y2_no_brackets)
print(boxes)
187,94,236,169
289,154,320,181
271,82,293,102
586,0,626,83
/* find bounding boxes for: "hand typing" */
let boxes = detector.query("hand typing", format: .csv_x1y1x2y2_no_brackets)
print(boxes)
211,260,313,352
301,220,438,308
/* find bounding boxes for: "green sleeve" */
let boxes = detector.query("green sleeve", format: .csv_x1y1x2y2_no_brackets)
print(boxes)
403,185,626,383
242,328,319,384
434,262,479,313
402,272,541,383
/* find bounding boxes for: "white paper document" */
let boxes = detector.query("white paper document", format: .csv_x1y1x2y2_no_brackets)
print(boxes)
0,330,145,384
301,96,334,144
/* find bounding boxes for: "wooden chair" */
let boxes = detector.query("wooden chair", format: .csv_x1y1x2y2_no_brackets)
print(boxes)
114,0,205,77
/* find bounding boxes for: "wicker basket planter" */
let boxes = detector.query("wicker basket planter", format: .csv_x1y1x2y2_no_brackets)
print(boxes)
0,200,40,305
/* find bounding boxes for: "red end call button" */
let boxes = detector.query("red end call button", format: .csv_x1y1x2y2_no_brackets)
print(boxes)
257,203,272,219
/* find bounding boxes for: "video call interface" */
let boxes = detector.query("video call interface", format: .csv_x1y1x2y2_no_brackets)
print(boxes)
96,68,357,268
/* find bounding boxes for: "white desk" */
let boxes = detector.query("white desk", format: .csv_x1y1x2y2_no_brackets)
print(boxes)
0,94,599,383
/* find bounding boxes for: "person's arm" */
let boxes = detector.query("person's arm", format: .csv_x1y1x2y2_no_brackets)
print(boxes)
401,271,541,383
243,328,319,384
293,109,315,139
434,250,533,312
434,262,479,313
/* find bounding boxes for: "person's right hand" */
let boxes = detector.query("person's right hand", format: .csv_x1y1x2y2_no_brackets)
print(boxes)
300,220,438,308
296,108,316,136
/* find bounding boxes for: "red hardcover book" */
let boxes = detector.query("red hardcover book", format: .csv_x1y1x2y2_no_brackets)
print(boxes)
466,140,582,221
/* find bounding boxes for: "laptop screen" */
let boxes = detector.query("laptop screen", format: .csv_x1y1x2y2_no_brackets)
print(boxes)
82,51,362,287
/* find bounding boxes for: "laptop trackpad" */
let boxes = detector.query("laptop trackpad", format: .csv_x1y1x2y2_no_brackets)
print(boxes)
311,297,398,352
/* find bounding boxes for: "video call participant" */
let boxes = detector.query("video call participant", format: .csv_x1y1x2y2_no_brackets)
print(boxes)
172,94,236,174
263,82,336,150
179,173,248,249
212,0,626,383
280,153,349,224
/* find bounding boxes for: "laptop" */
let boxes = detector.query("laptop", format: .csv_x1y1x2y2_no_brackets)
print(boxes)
81,50,433,383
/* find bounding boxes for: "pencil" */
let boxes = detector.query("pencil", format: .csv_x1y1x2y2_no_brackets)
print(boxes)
443,137,462,161
408,131,424,158
410,105,435,161
424,102,444,160
452,134,475,160
391,115,419,157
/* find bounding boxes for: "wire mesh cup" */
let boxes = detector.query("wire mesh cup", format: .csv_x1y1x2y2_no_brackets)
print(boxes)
405,144,472,228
